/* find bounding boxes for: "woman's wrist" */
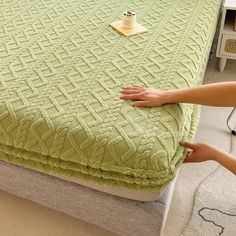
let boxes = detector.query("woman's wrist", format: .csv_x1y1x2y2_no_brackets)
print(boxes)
211,150,236,175
164,89,182,104
210,151,222,162
210,148,229,163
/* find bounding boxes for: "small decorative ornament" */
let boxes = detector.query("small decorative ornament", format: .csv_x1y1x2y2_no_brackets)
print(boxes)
110,10,148,37
122,11,136,29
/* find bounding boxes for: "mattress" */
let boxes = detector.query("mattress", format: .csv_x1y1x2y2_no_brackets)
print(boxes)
0,0,221,199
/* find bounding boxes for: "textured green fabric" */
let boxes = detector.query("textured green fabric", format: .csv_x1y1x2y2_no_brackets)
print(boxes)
0,0,221,191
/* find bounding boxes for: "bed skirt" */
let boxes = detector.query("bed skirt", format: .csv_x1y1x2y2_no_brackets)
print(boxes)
0,160,176,236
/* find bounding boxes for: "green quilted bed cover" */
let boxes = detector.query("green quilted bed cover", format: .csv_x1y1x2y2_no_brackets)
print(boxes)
0,0,221,192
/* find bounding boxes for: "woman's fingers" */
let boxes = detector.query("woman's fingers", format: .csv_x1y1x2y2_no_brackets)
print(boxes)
183,156,192,163
121,87,145,94
120,87,164,107
122,86,144,90
131,101,149,107
120,89,143,94
120,93,144,100
180,141,197,151
183,151,193,163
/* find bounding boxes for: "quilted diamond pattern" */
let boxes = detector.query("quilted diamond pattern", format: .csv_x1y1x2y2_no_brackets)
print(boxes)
0,0,222,191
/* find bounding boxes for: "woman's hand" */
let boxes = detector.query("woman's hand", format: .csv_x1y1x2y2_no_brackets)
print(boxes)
180,141,236,175
180,141,222,163
120,82,236,107
119,86,172,107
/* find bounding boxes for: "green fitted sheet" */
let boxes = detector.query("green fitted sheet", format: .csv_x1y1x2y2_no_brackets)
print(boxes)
0,0,221,192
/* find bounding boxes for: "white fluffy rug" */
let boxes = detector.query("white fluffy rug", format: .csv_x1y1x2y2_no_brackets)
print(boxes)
181,166,236,236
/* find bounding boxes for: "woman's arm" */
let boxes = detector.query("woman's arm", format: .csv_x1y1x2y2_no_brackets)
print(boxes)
120,82,236,174
180,142,236,175
120,82,236,107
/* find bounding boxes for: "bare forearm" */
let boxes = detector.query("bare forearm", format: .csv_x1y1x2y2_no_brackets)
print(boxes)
213,151,236,175
166,82,236,107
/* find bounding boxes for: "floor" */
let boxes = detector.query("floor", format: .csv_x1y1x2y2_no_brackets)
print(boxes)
0,57,235,236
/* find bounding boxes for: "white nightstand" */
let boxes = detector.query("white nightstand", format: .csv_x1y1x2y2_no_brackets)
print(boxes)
216,0,236,72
